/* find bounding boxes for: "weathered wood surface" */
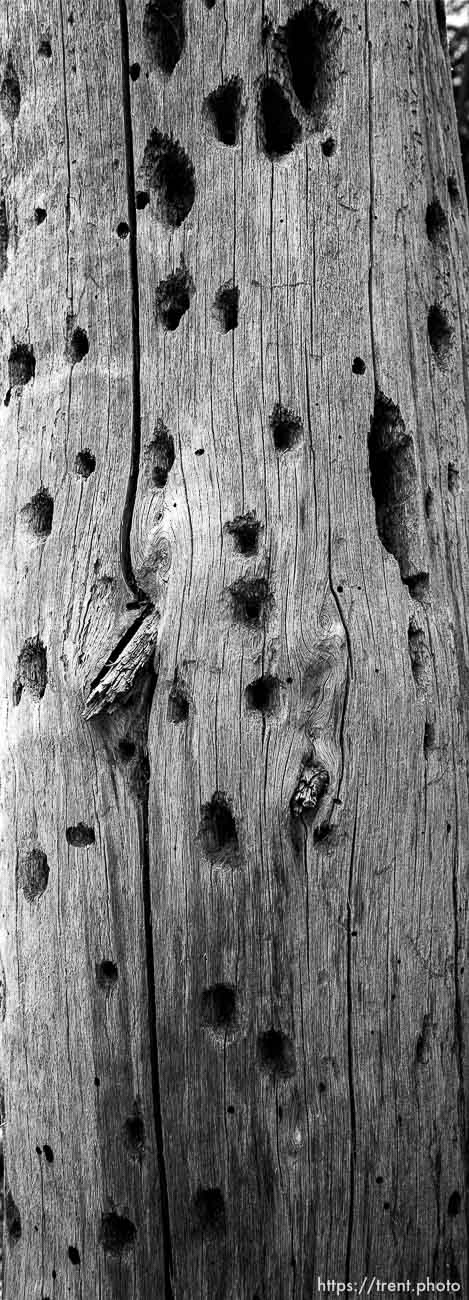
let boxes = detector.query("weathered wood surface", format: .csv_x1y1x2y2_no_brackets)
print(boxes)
1,0,469,1296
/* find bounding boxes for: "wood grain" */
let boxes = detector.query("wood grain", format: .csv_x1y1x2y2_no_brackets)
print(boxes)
1,0,469,1297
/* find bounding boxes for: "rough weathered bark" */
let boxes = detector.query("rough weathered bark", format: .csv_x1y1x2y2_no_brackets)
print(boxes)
1,1,469,1297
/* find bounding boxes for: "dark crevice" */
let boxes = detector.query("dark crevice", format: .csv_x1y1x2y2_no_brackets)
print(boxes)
277,2,342,126
143,0,185,76
257,78,301,159
428,303,454,366
426,197,447,243
257,1028,296,1079
118,0,146,602
204,76,245,145
212,282,239,332
142,130,195,227
117,7,174,1297
368,391,429,591
155,266,195,331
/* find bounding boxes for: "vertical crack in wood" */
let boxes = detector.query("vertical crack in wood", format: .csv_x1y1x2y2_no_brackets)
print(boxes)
345,800,359,1284
117,0,146,603
117,3,174,1294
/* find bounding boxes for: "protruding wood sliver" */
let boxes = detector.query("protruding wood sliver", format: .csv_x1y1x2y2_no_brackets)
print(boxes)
83,607,160,719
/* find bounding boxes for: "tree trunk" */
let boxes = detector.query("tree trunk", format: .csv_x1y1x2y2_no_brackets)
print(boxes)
1,0,469,1296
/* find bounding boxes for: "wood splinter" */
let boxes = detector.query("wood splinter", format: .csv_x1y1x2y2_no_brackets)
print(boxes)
83,607,160,720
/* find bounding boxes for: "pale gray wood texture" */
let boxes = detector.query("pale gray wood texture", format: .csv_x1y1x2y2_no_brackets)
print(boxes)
1,0,469,1297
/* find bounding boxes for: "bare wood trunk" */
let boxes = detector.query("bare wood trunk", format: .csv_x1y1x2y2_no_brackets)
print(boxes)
1,1,469,1297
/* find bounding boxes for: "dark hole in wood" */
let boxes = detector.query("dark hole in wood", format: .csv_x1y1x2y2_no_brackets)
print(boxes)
123,1109,145,1160
448,1190,461,1217
424,720,436,756
34,206,47,225
321,135,336,156
38,37,52,57
68,1246,80,1266
155,266,195,331
146,421,175,486
225,512,261,555
245,674,280,715
6,1191,21,1242
8,342,35,391
406,573,430,602
201,983,236,1034
313,820,332,843
228,576,271,626
65,319,89,364
191,1186,226,1236
18,847,49,901
257,78,301,160
0,54,21,123
136,189,150,209
99,1211,137,1256
368,391,428,592
199,791,239,863
96,960,118,988
204,76,245,146
270,401,303,452
129,61,141,80
43,1144,54,1163
425,198,447,242
428,303,453,365
168,670,190,722
352,356,365,375
448,462,460,494
447,173,460,206
13,637,47,705
408,619,429,695
195,447,204,456
118,736,136,762
143,0,185,75
279,2,342,123
75,448,96,478
20,486,53,537
66,824,95,847
142,129,195,227
213,282,239,332
117,220,130,238
257,1028,296,1079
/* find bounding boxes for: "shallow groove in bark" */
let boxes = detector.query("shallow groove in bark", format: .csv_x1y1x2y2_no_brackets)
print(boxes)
118,4,174,1294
